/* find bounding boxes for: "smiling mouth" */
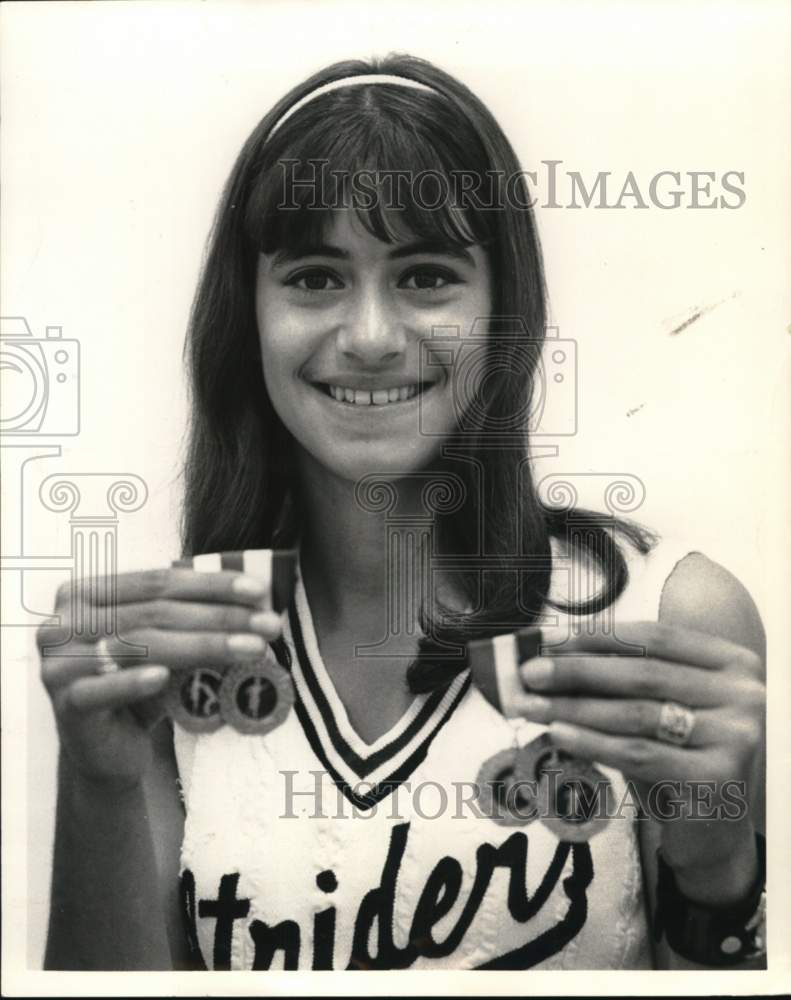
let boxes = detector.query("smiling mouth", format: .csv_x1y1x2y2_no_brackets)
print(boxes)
312,382,436,407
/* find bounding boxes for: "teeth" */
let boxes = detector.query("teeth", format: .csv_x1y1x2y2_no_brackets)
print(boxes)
325,383,427,406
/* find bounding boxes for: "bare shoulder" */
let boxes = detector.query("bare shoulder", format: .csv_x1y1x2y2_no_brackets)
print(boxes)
659,550,766,664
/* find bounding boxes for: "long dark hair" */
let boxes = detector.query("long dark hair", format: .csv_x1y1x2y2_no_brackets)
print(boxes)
179,53,654,692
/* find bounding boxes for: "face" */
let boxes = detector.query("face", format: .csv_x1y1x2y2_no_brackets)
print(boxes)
255,210,493,484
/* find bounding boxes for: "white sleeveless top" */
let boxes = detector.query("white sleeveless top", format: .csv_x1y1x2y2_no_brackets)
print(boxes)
173,533,699,970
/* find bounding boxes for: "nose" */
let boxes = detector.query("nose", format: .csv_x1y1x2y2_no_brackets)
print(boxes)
335,285,407,368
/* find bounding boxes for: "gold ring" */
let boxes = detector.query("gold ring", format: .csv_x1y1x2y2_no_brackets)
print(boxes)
656,701,696,746
93,637,120,676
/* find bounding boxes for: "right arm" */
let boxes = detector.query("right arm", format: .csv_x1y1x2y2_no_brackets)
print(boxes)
38,567,283,970
44,742,178,970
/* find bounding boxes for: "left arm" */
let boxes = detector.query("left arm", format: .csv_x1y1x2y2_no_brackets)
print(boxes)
658,552,765,835
640,552,766,968
515,552,767,969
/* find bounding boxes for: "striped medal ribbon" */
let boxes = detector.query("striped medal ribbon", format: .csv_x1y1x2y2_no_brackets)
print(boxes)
466,626,543,718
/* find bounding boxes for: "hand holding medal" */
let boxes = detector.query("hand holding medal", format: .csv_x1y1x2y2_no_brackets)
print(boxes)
468,620,765,880
37,551,296,787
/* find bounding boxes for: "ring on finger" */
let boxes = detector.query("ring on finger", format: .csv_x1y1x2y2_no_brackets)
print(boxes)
656,700,696,746
93,637,120,676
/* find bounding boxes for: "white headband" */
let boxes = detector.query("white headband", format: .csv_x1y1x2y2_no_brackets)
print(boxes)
267,74,437,139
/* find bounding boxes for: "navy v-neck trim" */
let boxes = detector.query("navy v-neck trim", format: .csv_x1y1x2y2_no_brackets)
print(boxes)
283,591,471,810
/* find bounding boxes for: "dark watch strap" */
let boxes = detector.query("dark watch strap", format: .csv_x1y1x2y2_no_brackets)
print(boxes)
654,831,766,967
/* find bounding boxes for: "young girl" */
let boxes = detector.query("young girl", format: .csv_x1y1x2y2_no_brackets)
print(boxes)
39,54,766,972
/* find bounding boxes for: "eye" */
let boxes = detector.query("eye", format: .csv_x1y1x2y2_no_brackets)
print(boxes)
399,266,461,292
284,268,344,293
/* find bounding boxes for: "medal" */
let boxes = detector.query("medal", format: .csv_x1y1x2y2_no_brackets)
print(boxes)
470,628,543,826
219,648,294,735
518,733,613,842
536,759,613,842
475,743,540,827
165,548,298,734
166,667,225,734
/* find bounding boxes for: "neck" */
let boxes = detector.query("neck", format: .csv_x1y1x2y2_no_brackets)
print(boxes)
294,451,431,623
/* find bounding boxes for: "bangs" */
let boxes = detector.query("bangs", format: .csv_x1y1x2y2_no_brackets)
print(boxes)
243,91,498,257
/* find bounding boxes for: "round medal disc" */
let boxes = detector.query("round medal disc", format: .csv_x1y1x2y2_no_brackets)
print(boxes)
536,762,613,842
513,732,560,782
516,732,613,842
219,653,294,735
475,748,540,827
166,667,226,734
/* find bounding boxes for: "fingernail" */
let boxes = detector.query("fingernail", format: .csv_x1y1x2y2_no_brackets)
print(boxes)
521,693,551,716
227,633,266,655
232,575,267,597
248,611,282,635
549,721,578,743
520,657,554,690
139,665,170,685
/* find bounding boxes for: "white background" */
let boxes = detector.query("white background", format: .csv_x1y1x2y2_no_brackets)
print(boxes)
2,0,790,993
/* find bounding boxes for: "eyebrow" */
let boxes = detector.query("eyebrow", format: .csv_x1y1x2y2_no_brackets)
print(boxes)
271,240,476,268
